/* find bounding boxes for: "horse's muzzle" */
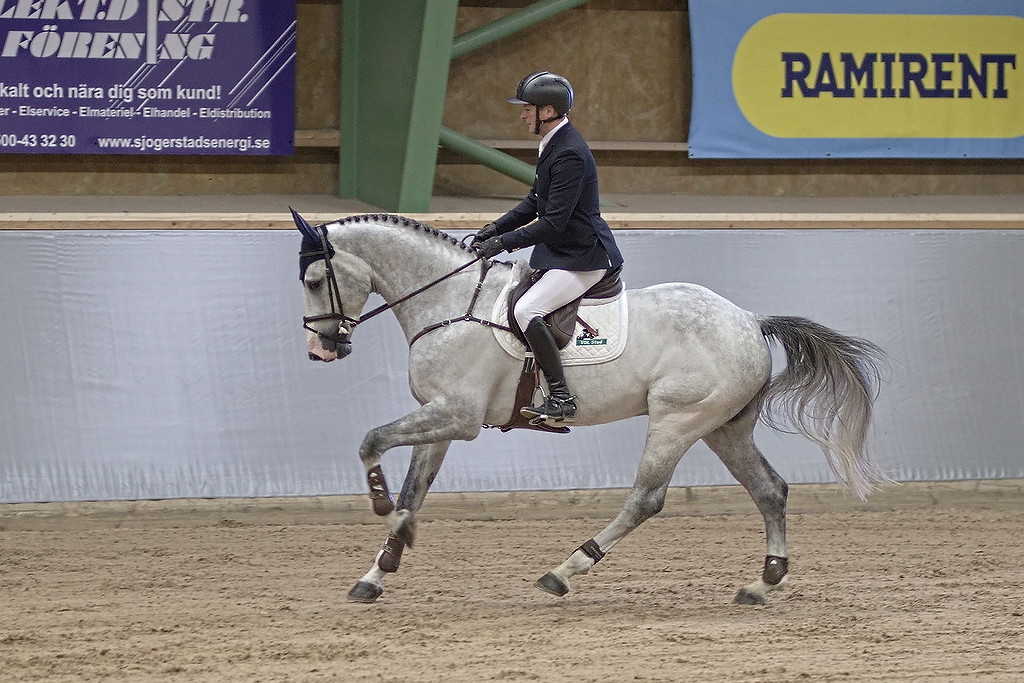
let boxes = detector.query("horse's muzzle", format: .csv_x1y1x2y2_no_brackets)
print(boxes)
308,341,351,362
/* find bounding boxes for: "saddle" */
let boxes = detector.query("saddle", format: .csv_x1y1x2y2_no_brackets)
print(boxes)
505,265,623,349
494,265,623,435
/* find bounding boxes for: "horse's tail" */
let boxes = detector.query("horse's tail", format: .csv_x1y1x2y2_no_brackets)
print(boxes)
758,315,889,500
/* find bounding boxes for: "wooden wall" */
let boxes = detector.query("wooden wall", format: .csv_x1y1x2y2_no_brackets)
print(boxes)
2,0,1022,198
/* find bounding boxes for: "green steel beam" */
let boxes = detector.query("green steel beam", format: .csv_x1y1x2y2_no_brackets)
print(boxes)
438,127,536,185
339,0,458,212
339,0,591,206
451,0,591,58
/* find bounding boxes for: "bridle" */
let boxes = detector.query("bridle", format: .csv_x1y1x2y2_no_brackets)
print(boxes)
300,220,501,350
300,223,357,347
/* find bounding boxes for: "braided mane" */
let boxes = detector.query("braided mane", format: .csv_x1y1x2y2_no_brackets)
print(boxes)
336,213,474,253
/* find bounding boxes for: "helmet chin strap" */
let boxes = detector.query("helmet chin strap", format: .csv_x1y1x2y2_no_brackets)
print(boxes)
533,112,564,135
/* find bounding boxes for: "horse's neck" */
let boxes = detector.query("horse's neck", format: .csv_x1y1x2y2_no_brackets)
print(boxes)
337,220,482,330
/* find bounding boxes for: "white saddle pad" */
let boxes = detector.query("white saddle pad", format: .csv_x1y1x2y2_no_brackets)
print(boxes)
491,267,628,366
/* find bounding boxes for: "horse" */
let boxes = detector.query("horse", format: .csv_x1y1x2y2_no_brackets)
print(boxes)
291,210,888,605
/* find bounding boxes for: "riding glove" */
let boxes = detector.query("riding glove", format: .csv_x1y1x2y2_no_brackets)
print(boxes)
471,222,499,247
477,235,507,259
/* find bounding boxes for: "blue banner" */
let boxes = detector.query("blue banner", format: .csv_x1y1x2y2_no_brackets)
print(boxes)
688,0,1024,158
0,0,295,155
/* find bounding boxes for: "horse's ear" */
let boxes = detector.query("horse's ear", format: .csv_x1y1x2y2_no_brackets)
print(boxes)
293,207,334,281
290,207,319,242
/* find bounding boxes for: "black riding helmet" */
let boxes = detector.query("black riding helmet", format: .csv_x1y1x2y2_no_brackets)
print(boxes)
508,71,574,115
509,71,573,133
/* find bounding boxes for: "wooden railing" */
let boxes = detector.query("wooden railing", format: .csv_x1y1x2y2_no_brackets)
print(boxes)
293,130,688,153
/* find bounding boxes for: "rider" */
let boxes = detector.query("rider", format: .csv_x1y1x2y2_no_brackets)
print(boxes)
474,71,624,424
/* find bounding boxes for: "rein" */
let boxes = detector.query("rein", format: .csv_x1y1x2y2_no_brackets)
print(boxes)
302,222,509,348
358,252,487,330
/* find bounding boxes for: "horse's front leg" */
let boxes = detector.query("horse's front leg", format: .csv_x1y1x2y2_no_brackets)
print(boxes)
357,400,480,519
348,440,451,603
347,401,480,603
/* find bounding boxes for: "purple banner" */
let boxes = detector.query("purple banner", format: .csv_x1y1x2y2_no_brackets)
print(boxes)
0,0,295,155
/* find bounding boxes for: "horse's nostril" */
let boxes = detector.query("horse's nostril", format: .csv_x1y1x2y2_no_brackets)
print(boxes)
308,352,320,361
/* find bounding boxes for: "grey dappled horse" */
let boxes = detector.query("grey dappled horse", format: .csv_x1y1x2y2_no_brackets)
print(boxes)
293,211,887,605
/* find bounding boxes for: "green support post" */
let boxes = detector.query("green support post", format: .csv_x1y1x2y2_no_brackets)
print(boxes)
340,0,458,212
339,0,592,207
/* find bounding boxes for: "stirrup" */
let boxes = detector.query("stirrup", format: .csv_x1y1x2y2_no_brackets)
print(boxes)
521,396,577,425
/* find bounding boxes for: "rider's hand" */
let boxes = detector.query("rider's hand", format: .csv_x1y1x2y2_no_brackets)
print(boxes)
471,223,498,247
476,235,507,259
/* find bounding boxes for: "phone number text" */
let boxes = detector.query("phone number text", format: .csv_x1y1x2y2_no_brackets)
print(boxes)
0,133,78,149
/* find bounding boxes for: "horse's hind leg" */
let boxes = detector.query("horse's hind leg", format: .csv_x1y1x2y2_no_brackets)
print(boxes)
702,401,789,605
348,440,450,603
535,415,699,598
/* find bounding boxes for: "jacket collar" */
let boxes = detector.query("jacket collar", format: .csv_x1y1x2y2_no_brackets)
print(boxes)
538,118,572,162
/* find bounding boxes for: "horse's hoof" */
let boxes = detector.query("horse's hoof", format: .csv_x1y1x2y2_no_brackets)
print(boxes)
535,572,569,597
733,588,767,605
347,581,384,603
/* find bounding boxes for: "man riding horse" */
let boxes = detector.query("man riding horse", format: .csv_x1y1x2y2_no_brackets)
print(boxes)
473,71,624,425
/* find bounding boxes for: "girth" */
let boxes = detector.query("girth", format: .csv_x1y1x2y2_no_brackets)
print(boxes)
506,265,623,349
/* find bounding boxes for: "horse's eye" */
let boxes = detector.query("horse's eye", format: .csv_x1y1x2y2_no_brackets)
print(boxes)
306,278,323,292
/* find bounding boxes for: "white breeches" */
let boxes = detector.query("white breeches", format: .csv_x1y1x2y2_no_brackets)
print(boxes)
513,268,606,331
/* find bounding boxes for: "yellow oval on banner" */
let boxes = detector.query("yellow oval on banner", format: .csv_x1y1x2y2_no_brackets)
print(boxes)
733,14,1024,138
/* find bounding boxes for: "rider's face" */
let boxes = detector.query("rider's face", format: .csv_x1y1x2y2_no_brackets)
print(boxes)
520,104,558,135
520,104,537,130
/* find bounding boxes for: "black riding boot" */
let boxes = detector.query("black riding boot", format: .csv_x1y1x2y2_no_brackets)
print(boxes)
520,317,577,424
